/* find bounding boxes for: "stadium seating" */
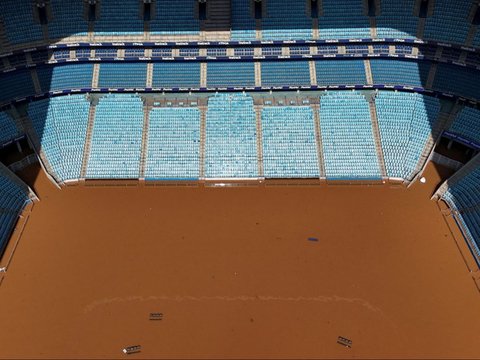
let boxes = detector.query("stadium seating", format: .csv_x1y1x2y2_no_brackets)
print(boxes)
145,107,200,180
1,1,43,45
98,63,147,88
261,61,311,87
205,94,258,178
262,106,319,178
152,63,201,88
318,0,371,39
433,63,480,101
94,0,144,36
231,0,256,41
447,107,480,145
320,91,381,180
0,111,20,146
315,60,366,86
37,64,94,93
0,166,32,256
0,70,36,103
48,0,88,40
86,94,143,179
262,0,313,40
150,0,200,36
442,167,480,259
375,0,418,39
423,0,472,45
370,59,430,87
375,91,441,179
207,62,255,88
28,95,90,181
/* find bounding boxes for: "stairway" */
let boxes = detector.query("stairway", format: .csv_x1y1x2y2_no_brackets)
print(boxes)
311,103,326,178
254,104,264,178
79,103,97,180
368,100,387,178
198,105,207,179
202,0,231,41
139,104,151,180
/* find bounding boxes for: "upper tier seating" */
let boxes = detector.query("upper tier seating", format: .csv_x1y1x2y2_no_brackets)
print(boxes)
37,64,94,93
0,70,36,104
315,60,366,86
47,0,88,40
152,63,201,88
94,0,144,36
1,1,43,45
319,0,371,39
375,91,441,179
320,91,381,179
442,166,480,259
98,63,147,88
0,111,20,146
262,106,319,178
447,107,480,145
207,62,255,88
145,107,201,180
0,166,31,256
262,0,313,40
370,59,430,87
28,95,90,181
231,0,256,41
86,94,143,179
424,0,472,45
433,63,480,101
150,0,200,36
375,0,418,39
261,61,311,87
205,93,258,178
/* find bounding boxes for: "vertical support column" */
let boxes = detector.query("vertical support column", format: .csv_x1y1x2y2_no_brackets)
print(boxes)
426,63,437,89
24,52,33,65
281,46,290,56
200,63,207,88
30,68,42,94
255,61,262,87
92,63,100,88
69,50,76,59
254,104,264,178
338,46,346,55
309,60,317,86
199,105,207,180
311,103,326,179
312,18,319,39
80,102,97,180
388,45,396,55
139,103,151,180
364,59,373,85
368,99,387,178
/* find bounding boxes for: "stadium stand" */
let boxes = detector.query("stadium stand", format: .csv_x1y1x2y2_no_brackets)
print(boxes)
262,106,319,178
0,164,32,256
442,165,480,260
375,0,418,39
37,64,94,93
207,62,256,88
433,63,480,101
423,0,472,45
447,107,480,145
47,0,88,40
231,0,256,40
152,63,201,88
150,0,200,36
0,70,36,104
0,111,21,146
370,59,430,87
28,95,90,182
1,1,43,45
315,60,366,86
98,63,147,88
375,91,441,179
262,0,313,40
261,61,311,87
86,94,143,179
94,0,144,36
145,107,201,180
320,91,381,180
205,94,258,178
318,0,371,39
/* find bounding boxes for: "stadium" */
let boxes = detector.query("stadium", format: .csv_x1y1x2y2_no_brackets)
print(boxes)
0,0,480,358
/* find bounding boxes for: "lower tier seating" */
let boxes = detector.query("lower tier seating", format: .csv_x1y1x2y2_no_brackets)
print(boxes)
447,107,480,145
